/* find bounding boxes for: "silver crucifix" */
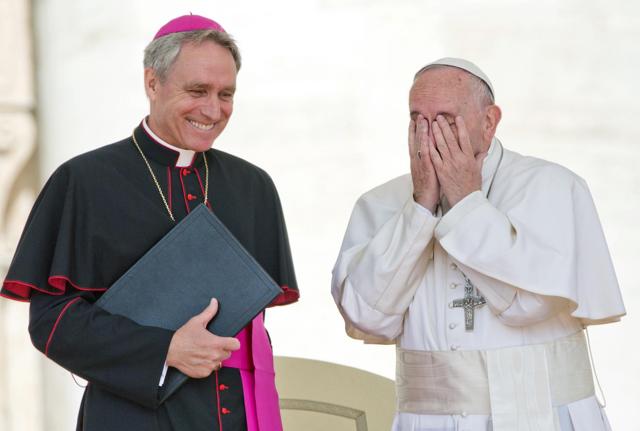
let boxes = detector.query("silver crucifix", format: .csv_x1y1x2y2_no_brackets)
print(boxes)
452,273,486,331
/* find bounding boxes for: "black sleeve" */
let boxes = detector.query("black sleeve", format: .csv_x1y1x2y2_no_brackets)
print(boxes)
2,163,173,409
29,290,173,409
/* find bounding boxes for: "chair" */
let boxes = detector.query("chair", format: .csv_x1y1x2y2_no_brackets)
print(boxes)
275,356,396,431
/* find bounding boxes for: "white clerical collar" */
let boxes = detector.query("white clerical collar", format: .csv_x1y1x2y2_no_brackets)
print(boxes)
481,138,502,195
142,118,196,167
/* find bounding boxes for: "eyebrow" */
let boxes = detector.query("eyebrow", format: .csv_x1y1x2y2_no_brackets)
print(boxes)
184,82,209,90
184,82,236,93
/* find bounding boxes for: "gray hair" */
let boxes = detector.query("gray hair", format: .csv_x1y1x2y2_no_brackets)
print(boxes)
414,64,494,107
143,29,242,81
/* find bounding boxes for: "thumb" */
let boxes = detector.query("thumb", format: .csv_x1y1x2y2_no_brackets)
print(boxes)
195,298,219,326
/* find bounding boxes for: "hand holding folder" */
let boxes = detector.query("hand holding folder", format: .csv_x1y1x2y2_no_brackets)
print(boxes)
96,204,283,402
166,298,240,378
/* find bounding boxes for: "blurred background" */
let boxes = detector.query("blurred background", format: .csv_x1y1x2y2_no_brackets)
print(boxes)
1,0,638,429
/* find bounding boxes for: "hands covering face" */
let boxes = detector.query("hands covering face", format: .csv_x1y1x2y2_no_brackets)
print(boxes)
410,115,487,211
409,116,440,213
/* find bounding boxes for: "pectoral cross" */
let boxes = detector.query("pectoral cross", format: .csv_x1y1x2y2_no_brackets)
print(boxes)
452,274,486,331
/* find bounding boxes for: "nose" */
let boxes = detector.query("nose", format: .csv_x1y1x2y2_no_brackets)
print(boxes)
200,97,221,121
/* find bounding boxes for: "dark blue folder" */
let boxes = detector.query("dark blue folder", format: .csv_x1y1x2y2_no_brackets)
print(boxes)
96,204,283,402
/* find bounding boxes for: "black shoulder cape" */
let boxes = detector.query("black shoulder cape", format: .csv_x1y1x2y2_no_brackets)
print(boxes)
3,124,298,303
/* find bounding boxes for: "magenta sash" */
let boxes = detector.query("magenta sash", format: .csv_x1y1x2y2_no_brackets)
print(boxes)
222,314,282,431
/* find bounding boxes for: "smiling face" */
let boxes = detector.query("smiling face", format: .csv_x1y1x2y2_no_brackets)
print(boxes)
145,40,237,152
409,67,500,156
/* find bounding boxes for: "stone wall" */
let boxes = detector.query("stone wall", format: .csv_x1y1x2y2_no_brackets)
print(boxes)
0,0,41,430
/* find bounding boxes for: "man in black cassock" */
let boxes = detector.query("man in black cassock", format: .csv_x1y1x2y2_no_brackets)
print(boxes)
1,14,298,431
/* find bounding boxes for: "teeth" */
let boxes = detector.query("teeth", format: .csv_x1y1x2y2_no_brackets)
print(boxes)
188,120,214,131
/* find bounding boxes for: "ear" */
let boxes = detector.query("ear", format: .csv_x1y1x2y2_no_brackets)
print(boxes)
144,68,159,101
483,104,502,142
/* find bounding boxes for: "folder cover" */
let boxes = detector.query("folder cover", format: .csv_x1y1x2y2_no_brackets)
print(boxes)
96,204,283,402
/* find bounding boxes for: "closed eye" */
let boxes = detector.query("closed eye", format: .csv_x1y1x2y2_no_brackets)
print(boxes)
220,90,235,101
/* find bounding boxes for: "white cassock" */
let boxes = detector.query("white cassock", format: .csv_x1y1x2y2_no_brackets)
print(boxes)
332,139,626,431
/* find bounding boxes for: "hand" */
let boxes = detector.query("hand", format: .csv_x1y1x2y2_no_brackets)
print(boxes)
429,115,486,207
166,298,240,379
409,115,440,213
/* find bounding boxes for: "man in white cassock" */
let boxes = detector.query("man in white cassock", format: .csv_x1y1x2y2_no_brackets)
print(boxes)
331,58,626,431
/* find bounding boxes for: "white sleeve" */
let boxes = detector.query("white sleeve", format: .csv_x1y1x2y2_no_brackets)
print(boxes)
332,190,439,341
455,259,570,326
498,289,571,326
434,168,624,326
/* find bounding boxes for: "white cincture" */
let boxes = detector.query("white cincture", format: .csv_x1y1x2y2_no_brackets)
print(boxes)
396,330,595,431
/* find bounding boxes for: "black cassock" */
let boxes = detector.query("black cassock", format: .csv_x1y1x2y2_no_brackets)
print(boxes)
1,123,299,431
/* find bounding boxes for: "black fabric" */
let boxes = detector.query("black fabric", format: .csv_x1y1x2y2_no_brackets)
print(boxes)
159,367,247,431
2,123,298,431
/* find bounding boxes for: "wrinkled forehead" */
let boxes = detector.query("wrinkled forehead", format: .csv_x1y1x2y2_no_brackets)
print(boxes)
410,66,474,98
409,68,481,119
414,57,495,101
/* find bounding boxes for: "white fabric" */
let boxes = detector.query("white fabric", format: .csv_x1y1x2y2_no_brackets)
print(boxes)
159,362,168,386
143,118,196,167
391,397,611,431
396,331,595,431
486,341,556,430
331,138,624,430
